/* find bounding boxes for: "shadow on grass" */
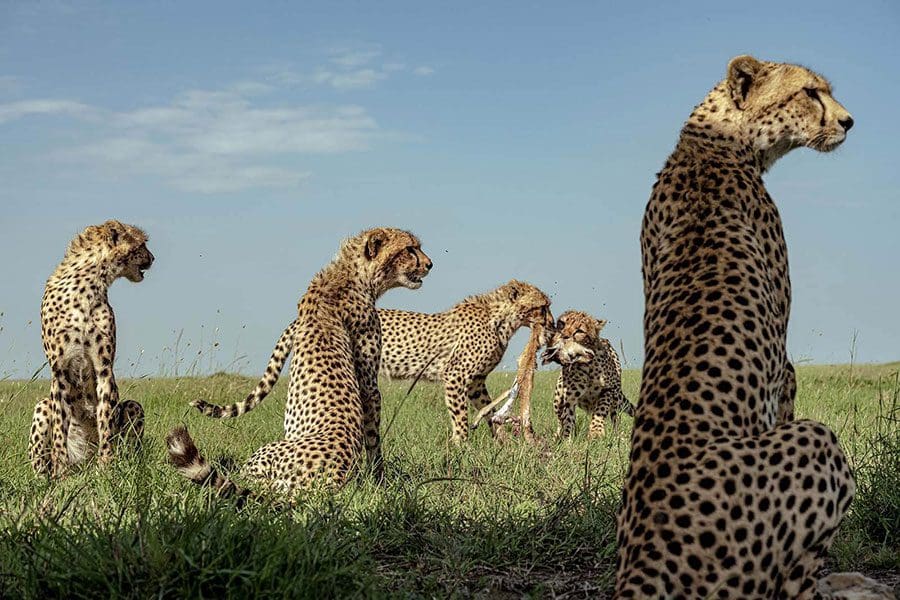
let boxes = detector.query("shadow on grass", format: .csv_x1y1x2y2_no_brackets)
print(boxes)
0,476,619,599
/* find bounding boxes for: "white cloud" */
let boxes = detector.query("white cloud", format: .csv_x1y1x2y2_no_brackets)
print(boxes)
261,48,435,92
74,135,314,194
188,105,376,155
0,99,94,123
226,80,275,97
8,82,378,193
310,46,391,91
1,45,435,192
329,47,381,68
313,67,387,91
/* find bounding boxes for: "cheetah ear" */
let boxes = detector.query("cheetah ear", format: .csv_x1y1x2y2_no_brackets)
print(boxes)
727,55,762,107
364,229,387,260
103,220,124,247
595,318,608,333
505,279,525,302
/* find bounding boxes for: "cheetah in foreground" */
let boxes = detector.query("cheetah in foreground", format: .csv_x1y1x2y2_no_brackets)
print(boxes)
615,56,867,598
30,220,154,478
540,310,635,439
378,280,554,442
168,228,432,494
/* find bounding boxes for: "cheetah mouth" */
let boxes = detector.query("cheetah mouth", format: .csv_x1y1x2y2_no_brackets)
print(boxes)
544,346,594,366
401,272,425,289
811,140,844,153
540,347,560,365
809,132,846,153
574,353,594,364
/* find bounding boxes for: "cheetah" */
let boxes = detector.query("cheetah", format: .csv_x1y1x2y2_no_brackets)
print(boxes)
377,280,554,442
30,220,154,478
168,228,432,494
540,310,635,439
615,56,860,598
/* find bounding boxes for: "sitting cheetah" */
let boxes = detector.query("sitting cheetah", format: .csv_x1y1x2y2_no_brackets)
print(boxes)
615,56,859,598
540,310,635,439
168,228,432,494
378,280,554,442
30,220,154,478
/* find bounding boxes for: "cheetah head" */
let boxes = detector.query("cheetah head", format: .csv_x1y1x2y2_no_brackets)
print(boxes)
725,55,853,166
362,227,432,294
68,220,154,283
541,310,606,365
502,279,554,333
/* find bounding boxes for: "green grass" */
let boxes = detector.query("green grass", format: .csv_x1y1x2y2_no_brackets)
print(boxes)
0,365,897,598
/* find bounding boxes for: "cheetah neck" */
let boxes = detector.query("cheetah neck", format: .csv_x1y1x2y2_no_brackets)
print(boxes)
454,287,528,340
480,292,524,338
310,259,379,311
53,255,118,290
494,316,521,344
679,83,767,172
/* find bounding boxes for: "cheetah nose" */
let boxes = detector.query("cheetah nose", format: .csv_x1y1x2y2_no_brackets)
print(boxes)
424,259,433,271
839,116,854,132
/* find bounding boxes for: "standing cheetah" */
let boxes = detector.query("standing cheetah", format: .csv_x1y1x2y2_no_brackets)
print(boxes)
168,228,432,494
30,220,154,478
541,310,635,439
615,56,860,598
378,280,554,442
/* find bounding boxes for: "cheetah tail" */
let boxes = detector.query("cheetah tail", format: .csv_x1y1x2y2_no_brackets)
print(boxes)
618,392,636,416
165,426,252,506
190,319,296,419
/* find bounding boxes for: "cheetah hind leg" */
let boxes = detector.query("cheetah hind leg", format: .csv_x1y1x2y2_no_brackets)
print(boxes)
728,421,854,600
778,361,797,425
113,399,145,454
29,397,53,475
29,396,104,474
763,421,854,599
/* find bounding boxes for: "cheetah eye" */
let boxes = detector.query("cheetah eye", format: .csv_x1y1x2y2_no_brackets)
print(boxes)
804,88,820,100
406,246,417,254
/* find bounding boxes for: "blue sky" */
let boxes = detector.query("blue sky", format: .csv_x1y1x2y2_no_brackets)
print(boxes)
1,1,898,379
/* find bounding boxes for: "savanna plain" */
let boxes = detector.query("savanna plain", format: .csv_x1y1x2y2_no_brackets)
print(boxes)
0,363,898,598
